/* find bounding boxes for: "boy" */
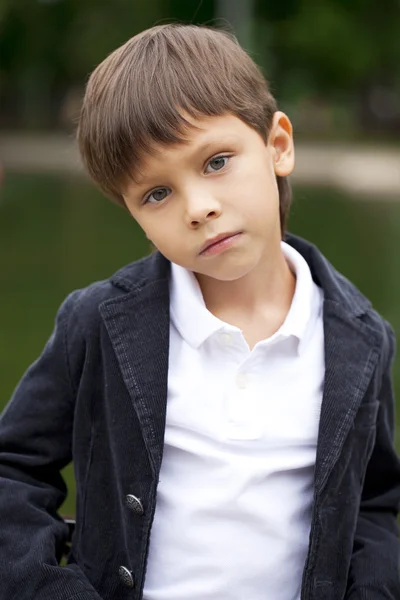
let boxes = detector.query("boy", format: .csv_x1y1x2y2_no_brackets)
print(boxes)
0,23,399,600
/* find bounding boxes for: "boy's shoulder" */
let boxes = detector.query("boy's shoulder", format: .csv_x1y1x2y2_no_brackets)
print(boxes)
59,251,170,333
286,233,394,347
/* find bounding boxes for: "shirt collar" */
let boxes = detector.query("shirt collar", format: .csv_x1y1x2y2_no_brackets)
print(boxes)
169,261,224,348
278,241,320,353
169,241,320,352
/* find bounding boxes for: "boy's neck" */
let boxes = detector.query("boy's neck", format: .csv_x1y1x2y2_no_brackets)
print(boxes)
195,244,296,349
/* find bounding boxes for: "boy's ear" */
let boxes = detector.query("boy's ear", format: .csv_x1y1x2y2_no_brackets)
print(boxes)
268,111,295,177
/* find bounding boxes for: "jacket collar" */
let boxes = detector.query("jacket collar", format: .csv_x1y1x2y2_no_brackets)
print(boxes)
109,233,371,319
110,250,170,294
284,233,371,318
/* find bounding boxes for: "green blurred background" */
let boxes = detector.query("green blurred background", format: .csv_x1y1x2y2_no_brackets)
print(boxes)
1,0,400,516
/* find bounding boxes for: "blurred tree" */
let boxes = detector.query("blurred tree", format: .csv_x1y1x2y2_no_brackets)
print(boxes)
0,0,167,127
65,0,165,77
254,0,400,133
168,0,213,24
0,0,399,134
0,0,74,126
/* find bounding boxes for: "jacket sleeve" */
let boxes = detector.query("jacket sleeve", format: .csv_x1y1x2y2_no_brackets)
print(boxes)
346,322,400,599
0,292,102,600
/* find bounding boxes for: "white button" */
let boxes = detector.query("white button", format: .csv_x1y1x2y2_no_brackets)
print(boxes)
236,373,247,389
220,333,234,346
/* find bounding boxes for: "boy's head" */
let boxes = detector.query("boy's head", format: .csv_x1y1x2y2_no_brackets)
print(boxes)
78,24,295,280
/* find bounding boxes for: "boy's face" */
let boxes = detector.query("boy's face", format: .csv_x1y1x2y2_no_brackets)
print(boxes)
123,113,294,282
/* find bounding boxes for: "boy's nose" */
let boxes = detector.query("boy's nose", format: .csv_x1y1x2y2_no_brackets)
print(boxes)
185,194,222,228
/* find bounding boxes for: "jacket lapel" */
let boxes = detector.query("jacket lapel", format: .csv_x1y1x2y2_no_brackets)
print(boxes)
314,299,380,495
99,254,171,477
285,234,382,495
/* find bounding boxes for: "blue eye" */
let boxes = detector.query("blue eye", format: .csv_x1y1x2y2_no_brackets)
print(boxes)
205,155,229,173
144,187,171,204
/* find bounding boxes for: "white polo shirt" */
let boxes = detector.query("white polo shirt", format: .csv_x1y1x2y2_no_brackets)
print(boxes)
143,242,325,600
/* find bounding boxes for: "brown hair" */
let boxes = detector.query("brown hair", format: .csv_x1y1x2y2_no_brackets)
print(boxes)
77,23,292,236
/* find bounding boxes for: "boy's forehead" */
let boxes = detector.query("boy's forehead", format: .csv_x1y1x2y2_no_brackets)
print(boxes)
149,112,238,151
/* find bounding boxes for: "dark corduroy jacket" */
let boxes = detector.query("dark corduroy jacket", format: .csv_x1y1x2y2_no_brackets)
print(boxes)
0,233,399,600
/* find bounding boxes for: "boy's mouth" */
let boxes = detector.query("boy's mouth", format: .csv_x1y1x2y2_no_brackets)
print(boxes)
199,232,242,256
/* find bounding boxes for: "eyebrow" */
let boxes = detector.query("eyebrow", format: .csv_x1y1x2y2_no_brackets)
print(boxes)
132,135,240,187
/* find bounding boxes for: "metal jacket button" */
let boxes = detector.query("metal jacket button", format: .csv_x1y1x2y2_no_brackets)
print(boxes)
119,566,134,588
126,494,144,515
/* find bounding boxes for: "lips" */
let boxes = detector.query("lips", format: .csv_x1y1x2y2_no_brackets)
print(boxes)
199,232,241,254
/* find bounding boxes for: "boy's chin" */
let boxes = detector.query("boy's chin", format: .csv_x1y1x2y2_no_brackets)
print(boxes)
194,261,257,283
